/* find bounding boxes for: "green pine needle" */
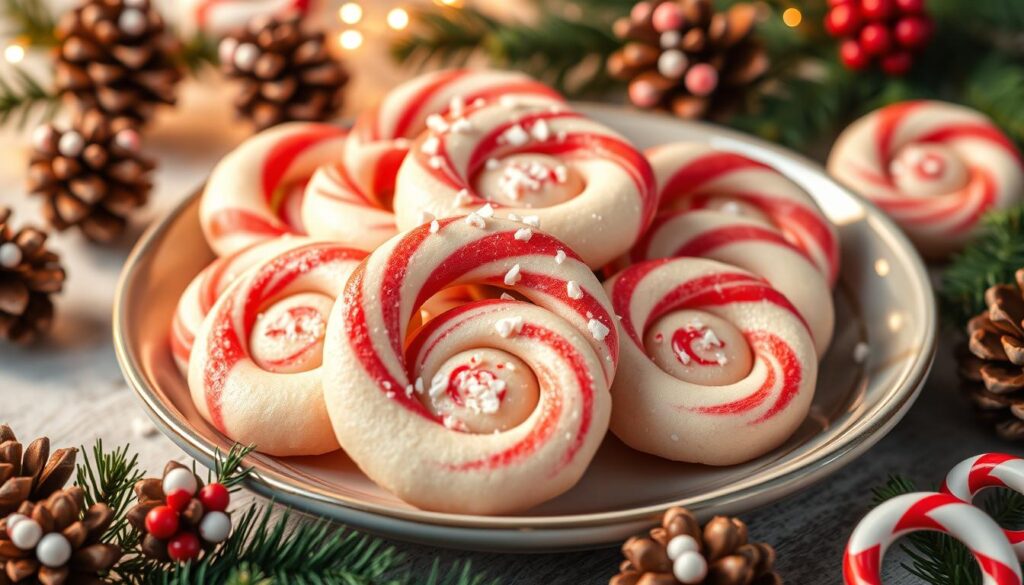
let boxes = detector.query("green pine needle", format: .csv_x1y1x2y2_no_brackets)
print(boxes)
213,444,256,490
941,206,1024,325
1,0,56,47
75,440,146,545
179,31,221,75
0,64,60,129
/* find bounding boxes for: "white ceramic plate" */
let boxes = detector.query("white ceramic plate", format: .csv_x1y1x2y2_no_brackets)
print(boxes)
113,103,936,552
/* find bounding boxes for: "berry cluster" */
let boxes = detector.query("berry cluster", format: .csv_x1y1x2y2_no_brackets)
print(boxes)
142,467,232,562
824,0,933,75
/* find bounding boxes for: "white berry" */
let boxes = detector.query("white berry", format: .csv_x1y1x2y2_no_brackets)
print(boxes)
163,467,198,497
4,513,27,533
0,243,22,269
672,551,708,584
57,131,84,158
658,50,689,79
36,533,72,568
118,8,146,35
199,511,232,544
666,534,700,560
31,125,54,151
8,518,41,550
114,129,141,152
233,43,259,71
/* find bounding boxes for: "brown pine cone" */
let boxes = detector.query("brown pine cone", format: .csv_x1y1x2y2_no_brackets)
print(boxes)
611,507,781,585
219,12,350,131
28,109,155,244
0,425,77,518
0,486,120,585
55,0,182,126
607,0,769,120
125,461,206,561
0,211,65,344
958,269,1024,440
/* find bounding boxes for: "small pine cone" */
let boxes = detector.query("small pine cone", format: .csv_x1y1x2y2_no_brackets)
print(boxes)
0,210,65,344
0,486,120,584
607,0,769,120
611,507,781,585
958,269,1024,440
0,425,77,517
28,109,155,244
125,461,207,561
54,0,183,126
219,12,350,131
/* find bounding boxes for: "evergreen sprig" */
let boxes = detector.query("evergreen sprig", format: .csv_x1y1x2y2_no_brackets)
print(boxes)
870,475,1024,585
941,206,1024,325
1,0,57,47
0,64,60,128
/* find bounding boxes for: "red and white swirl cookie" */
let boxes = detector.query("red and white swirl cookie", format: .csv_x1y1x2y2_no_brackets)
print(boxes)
393,100,657,268
171,235,310,374
647,143,839,286
605,257,817,465
300,161,397,251
200,122,346,257
322,217,616,514
188,242,366,456
344,69,566,201
828,100,1024,259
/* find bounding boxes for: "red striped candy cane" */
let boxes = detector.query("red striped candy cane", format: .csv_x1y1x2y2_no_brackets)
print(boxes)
393,100,657,268
647,143,839,286
299,162,397,250
188,242,366,456
170,236,311,374
942,453,1024,560
199,122,346,257
828,100,1024,259
344,69,566,201
321,217,616,514
181,0,308,37
845,492,1021,585
603,257,817,465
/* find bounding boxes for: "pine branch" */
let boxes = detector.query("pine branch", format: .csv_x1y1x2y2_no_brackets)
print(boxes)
941,206,1024,325
75,440,146,546
964,55,1024,150
1,0,57,47
0,64,60,128
212,444,256,490
179,31,221,75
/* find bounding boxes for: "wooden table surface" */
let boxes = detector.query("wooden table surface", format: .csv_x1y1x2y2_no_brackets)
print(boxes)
1,48,1015,584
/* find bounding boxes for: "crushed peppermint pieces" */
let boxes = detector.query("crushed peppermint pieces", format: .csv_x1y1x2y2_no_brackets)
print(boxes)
555,249,566,264
465,212,486,229
514,228,533,241
495,316,525,338
503,263,522,285
567,280,583,300
588,318,610,341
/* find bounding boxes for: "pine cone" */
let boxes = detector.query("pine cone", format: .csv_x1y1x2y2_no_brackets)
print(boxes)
55,0,182,126
0,426,77,517
0,486,120,585
958,269,1024,440
28,110,155,244
611,507,781,585
0,211,65,344
607,0,769,119
125,462,206,562
219,12,350,131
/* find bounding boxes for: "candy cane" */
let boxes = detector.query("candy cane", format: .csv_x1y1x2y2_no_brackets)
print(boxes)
199,122,346,257
604,257,817,465
188,242,366,456
942,453,1024,560
344,69,566,201
633,209,834,357
299,162,397,251
177,0,309,38
321,217,616,514
845,492,1022,585
393,100,657,268
647,143,839,286
170,236,310,374
828,100,1024,259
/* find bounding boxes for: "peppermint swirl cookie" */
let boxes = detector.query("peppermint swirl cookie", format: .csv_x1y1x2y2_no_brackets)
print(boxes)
605,257,817,465
393,101,657,268
200,123,345,257
189,242,366,456
828,100,1024,259
322,217,616,514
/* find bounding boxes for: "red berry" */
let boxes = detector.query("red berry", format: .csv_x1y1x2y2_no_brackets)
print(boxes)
198,483,231,513
860,0,893,20
144,506,179,540
829,0,854,5
825,4,862,37
165,489,192,512
167,531,202,562
881,51,913,75
894,15,932,49
840,39,871,70
894,0,925,13
859,23,892,55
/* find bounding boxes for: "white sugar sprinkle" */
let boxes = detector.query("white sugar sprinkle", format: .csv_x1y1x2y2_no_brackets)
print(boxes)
504,264,522,285
429,220,440,233
425,114,449,133
477,203,495,218
567,281,583,300
494,316,524,338
485,158,501,171
500,124,530,147
450,117,474,134
465,213,486,229
421,136,441,155
454,188,472,206
514,228,533,241
420,211,436,225
554,249,566,264
500,292,516,301
428,156,444,169
531,120,551,141
522,215,540,227
449,96,465,117
588,319,610,341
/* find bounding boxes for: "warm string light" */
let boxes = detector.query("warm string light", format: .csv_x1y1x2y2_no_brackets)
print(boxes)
387,8,410,30
339,29,364,50
339,2,363,24
335,1,455,49
435,0,464,7
782,7,802,27
3,42,25,64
